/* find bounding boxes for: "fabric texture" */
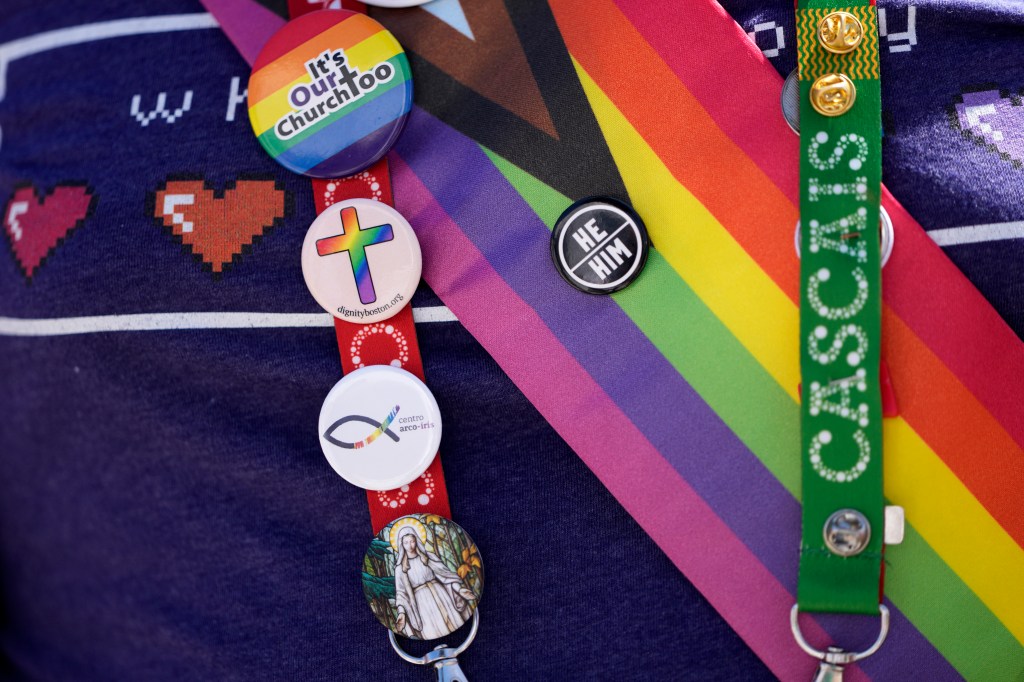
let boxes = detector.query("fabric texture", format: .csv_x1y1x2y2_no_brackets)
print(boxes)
795,0,886,616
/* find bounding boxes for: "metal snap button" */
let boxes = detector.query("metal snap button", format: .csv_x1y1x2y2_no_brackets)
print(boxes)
781,69,800,134
823,508,871,556
794,206,894,268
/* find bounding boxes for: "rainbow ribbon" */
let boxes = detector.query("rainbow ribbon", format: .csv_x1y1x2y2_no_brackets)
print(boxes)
207,0,1024,677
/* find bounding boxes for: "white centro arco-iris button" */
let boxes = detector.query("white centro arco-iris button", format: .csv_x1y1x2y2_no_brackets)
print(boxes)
318,365,442,491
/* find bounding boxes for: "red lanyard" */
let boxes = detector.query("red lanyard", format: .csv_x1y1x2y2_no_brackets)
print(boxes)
309,161,452,533
280,0,452,535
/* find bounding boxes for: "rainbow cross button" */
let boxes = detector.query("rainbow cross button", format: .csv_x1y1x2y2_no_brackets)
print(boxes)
248,10,413,178
301,198,422,323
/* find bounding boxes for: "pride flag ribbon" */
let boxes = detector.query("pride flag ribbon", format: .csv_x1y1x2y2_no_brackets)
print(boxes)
202,0,1024,677
796,1,885,617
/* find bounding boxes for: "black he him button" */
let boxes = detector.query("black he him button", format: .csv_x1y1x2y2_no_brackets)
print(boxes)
550,197,650,294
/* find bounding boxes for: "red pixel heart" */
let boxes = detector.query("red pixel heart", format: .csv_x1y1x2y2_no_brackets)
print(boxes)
3,183,96,279
152,178,290,274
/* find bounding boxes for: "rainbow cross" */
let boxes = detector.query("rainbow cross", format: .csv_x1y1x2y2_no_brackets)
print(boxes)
316,206,394,305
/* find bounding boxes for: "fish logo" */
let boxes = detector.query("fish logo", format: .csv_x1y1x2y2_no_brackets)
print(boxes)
323,405,401,449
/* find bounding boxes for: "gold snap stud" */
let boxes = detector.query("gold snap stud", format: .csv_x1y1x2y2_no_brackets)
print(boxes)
810,73,856,117
817,11,864,54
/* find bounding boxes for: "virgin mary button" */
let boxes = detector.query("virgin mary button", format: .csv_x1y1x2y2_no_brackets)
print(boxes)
302,198,422,323
362,513,484,640
248,10,413,177
551,197,650,294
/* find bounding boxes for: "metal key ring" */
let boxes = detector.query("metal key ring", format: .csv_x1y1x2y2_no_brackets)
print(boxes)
388,611,479,665
790,604,890,664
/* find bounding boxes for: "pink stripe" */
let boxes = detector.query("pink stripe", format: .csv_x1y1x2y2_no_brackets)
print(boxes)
391,152,867,682
199,0,285,66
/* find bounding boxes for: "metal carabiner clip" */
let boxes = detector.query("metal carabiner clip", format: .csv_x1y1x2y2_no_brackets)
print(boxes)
388,611,479,682
790,604,890,682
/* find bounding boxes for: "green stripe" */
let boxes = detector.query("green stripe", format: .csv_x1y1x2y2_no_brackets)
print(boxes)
256,54,410,153
484,144,798,487
482,145,1024,680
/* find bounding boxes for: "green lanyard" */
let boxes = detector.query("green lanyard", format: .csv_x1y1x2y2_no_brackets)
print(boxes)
793,1,890,677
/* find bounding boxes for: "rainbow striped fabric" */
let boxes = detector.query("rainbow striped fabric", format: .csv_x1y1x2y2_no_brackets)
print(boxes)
212,0,1024,678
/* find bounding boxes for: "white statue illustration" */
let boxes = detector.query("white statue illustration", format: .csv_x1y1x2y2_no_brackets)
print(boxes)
393,525,475,639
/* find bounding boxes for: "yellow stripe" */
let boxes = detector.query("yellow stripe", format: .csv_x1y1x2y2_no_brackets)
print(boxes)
249,31,402,136
571,58,802,403
575,60,1024,645
885,419,1024,644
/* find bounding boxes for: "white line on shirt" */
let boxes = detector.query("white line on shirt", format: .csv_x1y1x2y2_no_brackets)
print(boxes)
0,14,220,101
929,220,1024,247
0,307,458,337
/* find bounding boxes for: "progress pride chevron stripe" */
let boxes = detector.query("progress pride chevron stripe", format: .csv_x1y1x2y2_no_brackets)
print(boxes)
392,107,956,681
879,185,1024,452
626,3,1024,543
556,4,1023,672
560,11,1024,655
556,65,1021,675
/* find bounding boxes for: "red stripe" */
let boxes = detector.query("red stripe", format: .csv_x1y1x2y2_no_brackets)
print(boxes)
254,7,363,70
614,0,1024,452
880,188,1024,451
612,0,800,205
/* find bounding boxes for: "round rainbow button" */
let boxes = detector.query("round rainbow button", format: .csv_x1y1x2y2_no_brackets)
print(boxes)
248,10,413,178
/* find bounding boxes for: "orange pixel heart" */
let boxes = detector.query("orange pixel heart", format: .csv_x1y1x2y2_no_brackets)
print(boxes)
152,178,289,274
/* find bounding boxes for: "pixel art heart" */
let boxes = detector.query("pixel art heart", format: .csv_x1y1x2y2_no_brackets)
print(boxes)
151,177,290,274
3,183,96,279
953,89,1024,166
